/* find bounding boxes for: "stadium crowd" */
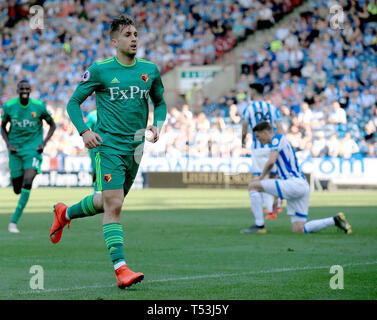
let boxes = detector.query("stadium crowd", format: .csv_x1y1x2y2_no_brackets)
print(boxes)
1,0,377,171
234,0,377,157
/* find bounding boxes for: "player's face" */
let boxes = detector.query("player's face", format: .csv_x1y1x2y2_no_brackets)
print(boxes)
113,25,138,57
17,83,31,100
254,130,271,145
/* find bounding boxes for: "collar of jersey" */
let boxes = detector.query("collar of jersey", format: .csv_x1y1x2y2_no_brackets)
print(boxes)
18,98,31,109
115,56,137,68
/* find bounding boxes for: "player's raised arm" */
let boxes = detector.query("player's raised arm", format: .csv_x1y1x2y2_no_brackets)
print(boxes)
67,64,103,148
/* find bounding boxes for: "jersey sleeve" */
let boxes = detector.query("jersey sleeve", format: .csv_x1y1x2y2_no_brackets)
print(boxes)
67,63,102,134
273,105,282,122
150,65,167,130
269,134,284,151
40,101,53,122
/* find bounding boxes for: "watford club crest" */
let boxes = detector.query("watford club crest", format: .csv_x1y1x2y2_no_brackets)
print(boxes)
141,74,149,83
31,112,37,118
104,174,112,183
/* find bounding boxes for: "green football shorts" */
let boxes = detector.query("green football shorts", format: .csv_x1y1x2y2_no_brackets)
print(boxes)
94,152,140,195
89,149,96,173
8,150,42,178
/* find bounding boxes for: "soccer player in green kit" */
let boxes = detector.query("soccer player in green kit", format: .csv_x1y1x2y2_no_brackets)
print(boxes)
1,80,56,233
49,15,167,289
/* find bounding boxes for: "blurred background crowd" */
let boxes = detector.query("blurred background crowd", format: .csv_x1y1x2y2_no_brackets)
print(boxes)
1,0,377,169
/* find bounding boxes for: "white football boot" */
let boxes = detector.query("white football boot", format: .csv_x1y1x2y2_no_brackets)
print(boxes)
8,222,20,233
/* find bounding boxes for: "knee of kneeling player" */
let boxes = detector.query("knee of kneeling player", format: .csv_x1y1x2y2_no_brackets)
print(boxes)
292,222,304,234
248,181,258,191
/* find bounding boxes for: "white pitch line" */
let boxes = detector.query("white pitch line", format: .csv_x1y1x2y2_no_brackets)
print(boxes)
9,260,377,297
148,260,377,283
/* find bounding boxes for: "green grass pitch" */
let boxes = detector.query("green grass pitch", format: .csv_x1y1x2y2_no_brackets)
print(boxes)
0,187,376,300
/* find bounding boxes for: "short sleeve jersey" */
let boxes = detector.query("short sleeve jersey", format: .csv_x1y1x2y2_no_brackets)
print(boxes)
68,57,166,154
1,98,52,152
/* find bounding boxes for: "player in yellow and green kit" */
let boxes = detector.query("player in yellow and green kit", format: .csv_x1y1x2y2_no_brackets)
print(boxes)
1,80,56,233
86,109,98,192
49,15,167,289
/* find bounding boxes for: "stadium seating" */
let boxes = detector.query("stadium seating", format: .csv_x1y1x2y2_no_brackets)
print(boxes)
1,0,376,169
236,0,377,158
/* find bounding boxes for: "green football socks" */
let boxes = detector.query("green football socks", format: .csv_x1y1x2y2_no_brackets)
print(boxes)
66,194,103,219
103,223,126,268
11,188,30,224
65,196,126,269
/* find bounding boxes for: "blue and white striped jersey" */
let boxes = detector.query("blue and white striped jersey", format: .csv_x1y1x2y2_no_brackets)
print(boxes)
242,100,281,150
269,134,306,180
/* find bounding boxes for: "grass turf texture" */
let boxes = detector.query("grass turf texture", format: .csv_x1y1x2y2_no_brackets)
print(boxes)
0,188,376,300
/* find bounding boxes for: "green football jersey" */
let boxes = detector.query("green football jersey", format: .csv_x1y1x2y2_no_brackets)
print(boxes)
1,98,52,153
67,56,167,155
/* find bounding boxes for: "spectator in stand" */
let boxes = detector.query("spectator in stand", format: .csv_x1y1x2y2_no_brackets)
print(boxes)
310,62,327,93
347,91,362,123
338,132,360,158
359,88,376,115
197,112,210,133
310,97,327,129
3,0,377,163
276,22,290,41
364,120,376,156
233,15,247,40
286,125,302,150
275,43,290,71
329,101,347,125
327,134,341,158
288,45,304,76
343,50,359,70
323,83,339,104
237,73,250,92
256,2,275,29
311,131,328,157
300,60,315,79
229,104,241,124
297,102,313,130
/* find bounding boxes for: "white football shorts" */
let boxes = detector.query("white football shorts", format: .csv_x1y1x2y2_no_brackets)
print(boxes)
261,177,310,223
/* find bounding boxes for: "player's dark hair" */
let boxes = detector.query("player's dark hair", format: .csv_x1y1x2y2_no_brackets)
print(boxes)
249,83,264,95
17,79,30,87
253,121,272,132
110,14,135,39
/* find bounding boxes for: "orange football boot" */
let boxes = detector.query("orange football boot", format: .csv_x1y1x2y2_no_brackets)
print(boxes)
115,265,144,289
265,212,278,220
50,203,70,244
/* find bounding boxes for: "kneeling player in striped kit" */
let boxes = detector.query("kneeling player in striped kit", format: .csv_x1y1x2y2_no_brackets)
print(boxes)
245,121,352,235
